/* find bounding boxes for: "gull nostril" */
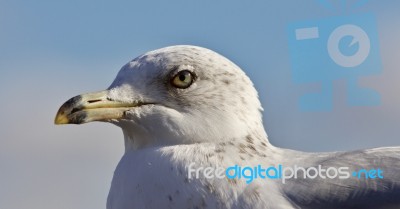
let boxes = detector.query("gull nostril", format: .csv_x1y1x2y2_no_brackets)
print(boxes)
88,99,102,104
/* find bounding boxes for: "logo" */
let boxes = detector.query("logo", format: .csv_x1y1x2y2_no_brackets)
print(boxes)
187,163,384,184
287,1,382,111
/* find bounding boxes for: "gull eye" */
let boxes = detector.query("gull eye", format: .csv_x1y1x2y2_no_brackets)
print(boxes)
171,70,194,89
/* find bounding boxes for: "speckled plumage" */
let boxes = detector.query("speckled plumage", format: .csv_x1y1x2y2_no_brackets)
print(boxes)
62,46,400,209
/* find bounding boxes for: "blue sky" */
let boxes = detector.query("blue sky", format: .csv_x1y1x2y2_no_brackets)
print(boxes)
1,1,400,208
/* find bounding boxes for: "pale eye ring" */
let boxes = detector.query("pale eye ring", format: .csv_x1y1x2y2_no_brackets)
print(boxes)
171,70,194,89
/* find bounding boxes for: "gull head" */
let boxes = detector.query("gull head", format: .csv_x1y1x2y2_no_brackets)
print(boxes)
55,45,265,150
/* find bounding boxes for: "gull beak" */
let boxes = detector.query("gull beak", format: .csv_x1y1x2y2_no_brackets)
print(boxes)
54,90,136,125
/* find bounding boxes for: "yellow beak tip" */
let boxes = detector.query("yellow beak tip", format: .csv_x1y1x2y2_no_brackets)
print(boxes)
54,114,69,125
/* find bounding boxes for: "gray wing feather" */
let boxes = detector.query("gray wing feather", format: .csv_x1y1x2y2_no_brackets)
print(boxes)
282,147,400,209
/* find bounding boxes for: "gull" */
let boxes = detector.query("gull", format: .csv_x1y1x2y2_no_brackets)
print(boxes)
55,45,400,209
